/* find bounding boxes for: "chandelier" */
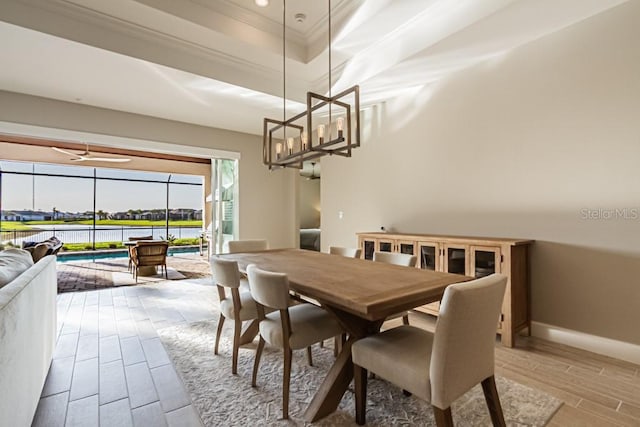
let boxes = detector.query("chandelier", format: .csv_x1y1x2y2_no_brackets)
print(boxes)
262,0,360,170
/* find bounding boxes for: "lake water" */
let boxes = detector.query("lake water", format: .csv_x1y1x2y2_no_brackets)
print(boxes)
7,224,202,245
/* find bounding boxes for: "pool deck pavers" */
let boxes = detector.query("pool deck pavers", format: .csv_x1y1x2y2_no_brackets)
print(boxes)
56,254,211,292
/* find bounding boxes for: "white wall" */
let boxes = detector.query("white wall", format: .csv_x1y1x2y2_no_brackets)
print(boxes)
0,91,298,249
322,2,640,346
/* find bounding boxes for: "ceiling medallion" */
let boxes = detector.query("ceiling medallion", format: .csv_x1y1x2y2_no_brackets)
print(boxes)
262,0,360,170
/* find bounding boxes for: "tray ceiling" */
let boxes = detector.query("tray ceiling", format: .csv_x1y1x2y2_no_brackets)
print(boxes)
0,0,628,136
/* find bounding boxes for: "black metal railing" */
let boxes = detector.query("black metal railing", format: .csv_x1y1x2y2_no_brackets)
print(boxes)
0,225,202,247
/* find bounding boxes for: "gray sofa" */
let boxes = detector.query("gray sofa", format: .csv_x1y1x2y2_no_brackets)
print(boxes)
300,228,320,251
0,250,57,427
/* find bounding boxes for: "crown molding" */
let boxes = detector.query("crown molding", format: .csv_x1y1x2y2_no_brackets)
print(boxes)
1,0,313,99
189,0,307,46
305,0,364,47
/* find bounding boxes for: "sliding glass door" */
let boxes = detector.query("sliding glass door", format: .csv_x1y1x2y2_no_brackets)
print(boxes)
210,158,238,254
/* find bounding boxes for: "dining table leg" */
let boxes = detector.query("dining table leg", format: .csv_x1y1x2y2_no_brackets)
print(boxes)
238,319,260,346
303,307,384,422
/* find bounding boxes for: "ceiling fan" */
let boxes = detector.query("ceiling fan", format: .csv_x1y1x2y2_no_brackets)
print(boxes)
51,144,131,163
300,161,320,180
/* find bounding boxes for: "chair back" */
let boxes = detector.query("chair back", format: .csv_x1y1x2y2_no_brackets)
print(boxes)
228,239,268,253
210,257,241,289
429,273,507,409
329,246,362,258
246,264,290,310
128,235,153,241
132,241,168,266
373,251,417,267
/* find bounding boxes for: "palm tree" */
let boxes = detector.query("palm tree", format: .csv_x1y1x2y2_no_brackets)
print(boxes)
52,207,58,221
96,210,106,220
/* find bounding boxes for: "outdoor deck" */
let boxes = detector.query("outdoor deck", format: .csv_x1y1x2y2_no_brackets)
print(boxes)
56,254,211,292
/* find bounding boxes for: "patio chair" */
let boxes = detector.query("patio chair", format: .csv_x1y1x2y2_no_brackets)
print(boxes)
127,235,154,272
131,241,169,282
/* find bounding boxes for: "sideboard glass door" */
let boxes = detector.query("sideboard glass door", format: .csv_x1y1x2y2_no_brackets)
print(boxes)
444,244,469,275
362,239,375,260
470,246,501,278
377,239,394,253
418,242,439,270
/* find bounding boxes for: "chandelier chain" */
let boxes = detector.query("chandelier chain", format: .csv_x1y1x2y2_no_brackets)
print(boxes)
328,0,332,132
282,0,286,126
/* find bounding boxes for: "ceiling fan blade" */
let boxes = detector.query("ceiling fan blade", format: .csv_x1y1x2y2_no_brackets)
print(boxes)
87,157,132,163
52,146,131,162
52,146,82,157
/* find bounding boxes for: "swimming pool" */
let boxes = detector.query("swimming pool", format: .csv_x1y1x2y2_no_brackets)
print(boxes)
56,245,202,263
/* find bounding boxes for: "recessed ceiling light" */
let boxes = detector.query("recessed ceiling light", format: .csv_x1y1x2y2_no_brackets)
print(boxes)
254,0,269,7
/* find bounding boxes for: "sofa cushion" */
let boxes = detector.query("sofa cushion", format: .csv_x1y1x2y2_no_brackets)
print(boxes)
21,237,63,263
0,249,34,288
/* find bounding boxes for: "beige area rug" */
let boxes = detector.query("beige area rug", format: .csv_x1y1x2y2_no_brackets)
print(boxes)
158,319,563,426
111,267,186,286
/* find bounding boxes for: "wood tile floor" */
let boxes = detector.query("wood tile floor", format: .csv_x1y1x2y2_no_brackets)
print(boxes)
35,278,640,426
406,316,640,427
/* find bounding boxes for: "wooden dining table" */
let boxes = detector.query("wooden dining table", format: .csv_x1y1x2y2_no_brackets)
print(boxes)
219,248,469,422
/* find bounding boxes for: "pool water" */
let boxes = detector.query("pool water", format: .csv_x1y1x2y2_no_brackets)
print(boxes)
56,246,202,263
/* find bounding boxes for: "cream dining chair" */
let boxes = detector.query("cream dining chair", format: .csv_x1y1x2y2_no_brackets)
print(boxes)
210,257,274,374
352,273,508,426
373,251,417,267
326,246,361,354
247,264,344,420
329,246,362,259
372,251,417,325
228,239,268,291
228,239,268,253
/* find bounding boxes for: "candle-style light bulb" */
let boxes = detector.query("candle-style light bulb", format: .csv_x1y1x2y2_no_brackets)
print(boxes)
317,124,325,143
275,142,282,159
287,137,294,155
336,117,344,137
301,131,308,150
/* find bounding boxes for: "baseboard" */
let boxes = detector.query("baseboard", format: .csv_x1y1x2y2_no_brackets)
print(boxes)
531,321,640,365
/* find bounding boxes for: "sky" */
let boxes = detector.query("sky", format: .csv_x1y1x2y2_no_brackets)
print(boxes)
0,160,204,213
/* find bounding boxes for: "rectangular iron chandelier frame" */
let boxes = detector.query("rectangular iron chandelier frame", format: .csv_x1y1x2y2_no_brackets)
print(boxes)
263,84,360,170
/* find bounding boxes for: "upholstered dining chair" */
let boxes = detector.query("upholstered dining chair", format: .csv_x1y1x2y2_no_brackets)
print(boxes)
329,246,362,259
373,251,417,267
227,239,268,291
228,239,268,253
247,264,344,420
372,251,418,325
352,273,508,427
326,246,360,353
210,257,275,374
130,241,169,282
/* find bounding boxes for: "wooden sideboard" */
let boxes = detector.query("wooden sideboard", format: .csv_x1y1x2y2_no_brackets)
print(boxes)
357,232,533,347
